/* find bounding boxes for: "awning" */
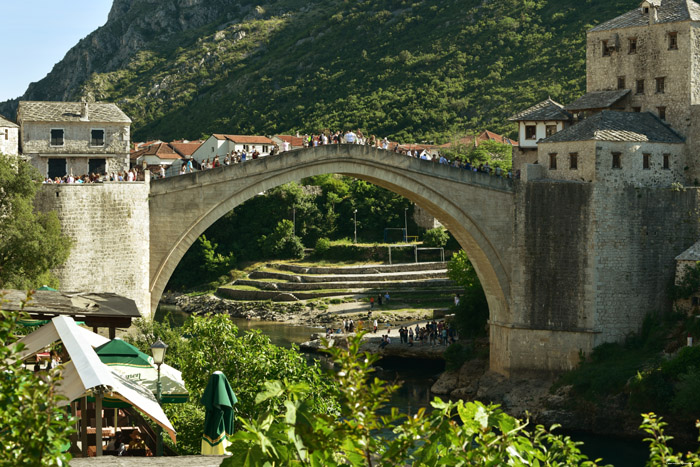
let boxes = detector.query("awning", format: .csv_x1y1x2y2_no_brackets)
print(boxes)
14,316,176,443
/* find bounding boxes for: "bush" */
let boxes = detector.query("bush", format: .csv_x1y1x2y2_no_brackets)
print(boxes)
423,227,449,248
314,237,331,256
259,220,305,259
661,345,700,378
670,367,700,414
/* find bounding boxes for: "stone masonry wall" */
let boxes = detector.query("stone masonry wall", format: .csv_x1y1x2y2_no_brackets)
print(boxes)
591,185,700,343
34,182,151,318
0,127,19,156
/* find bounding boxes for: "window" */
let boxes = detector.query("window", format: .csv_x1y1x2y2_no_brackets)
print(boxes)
669,32,678,50
569,153,578,170
50,129,64,146
643,6,649,14
656,77,665,94
549,153,557,170
663,153,670,169
629,37,637,54
88,158,106,175
211,146,215,152
4,129,7,140
525,125,537,140
47,158,66,179
636,79,645,95
643,153,650,170
546,125,557,137
633,106,642,112
602,40,611,56
658,106,666,120
90,129,104,146
612,152,622,169
617,76,626,89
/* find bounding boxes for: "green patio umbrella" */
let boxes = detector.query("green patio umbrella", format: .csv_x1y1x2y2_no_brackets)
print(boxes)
95,338,188,404
201,371,237,455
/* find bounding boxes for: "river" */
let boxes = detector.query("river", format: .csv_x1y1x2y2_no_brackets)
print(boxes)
156,305,649,465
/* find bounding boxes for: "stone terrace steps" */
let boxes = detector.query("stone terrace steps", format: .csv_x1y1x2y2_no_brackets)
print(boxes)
268,261,447,275
234,278,455,291
249,269,448,283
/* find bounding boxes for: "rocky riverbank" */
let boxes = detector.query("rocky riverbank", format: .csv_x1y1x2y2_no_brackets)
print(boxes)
162,292,443,327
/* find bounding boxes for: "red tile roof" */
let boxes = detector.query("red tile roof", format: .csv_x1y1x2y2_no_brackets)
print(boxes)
170,142,203,157
211,134,274,144
130,142,182,161
274,135,305,147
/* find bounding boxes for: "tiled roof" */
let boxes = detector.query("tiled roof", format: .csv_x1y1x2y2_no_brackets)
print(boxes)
0,114,18,128
274,135,305,147
212,134,274,144
509,98,572,122
541,110,684,144
676,239,700,260
170,142,203,157
564,89,630,111
130,143,182,161
17,101,131,123
589,0,700,32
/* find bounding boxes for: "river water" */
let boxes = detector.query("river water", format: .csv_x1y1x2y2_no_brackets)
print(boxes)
156,305,649,465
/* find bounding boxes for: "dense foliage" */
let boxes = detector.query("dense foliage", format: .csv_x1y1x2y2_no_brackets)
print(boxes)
0,154,71,289
127,313,337,455
447,250,489,338
0,305,75,465
16,0,640,144
224,333,700,466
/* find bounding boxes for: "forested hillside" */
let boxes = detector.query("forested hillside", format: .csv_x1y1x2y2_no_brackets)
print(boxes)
1,0,639,142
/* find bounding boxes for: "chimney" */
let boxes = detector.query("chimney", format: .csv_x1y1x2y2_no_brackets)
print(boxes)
80,100,89,120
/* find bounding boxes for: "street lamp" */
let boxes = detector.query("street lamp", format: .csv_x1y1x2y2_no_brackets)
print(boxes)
404,207,408,242
150,338,168,457
353,209,358,244
292,206,296,237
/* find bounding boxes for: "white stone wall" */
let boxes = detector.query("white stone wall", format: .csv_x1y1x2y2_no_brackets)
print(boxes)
21,121,130,177
0,126,19,155
517,121,565,148
34,182,151,318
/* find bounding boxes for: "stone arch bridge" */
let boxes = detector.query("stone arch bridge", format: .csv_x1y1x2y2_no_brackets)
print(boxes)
39,144,700,376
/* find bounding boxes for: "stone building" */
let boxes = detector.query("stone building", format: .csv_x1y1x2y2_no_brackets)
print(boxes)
674,240,700,313
512,0,700,186
17,101,131,179
191,134,274,166
0,114,19,156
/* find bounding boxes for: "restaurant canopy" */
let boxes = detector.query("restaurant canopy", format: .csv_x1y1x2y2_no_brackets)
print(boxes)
13,315,176,442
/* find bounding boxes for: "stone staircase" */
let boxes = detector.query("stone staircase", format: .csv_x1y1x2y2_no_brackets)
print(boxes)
217,261,459,302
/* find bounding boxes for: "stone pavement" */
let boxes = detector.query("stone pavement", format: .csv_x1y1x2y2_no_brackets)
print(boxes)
70,455,227,466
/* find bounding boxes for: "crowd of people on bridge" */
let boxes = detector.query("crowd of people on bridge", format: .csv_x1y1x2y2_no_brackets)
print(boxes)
42,167,147,184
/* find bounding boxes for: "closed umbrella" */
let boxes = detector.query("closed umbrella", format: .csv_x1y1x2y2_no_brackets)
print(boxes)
201,371,237,455
95,338,188,404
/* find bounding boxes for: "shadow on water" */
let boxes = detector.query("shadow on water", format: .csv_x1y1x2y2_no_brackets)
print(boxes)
155,304,650,465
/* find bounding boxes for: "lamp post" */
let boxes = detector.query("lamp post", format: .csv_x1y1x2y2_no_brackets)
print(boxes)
150,339,168,457
404,207,408,242
292,206,296,237
353,209,358,244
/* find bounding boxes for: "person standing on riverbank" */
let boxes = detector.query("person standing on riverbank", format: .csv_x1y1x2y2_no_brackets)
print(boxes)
373,319,378,333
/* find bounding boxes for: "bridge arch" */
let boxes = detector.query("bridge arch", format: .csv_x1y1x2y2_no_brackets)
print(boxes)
149,145,514,329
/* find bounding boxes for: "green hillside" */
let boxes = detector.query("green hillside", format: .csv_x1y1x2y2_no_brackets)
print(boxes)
12,0,640,142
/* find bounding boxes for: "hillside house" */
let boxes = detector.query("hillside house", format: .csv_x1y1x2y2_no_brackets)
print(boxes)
0,114,19,156
508,99,571,171
271,135,305,151
17,101,131,179
130,142,183,174
191,134,274,167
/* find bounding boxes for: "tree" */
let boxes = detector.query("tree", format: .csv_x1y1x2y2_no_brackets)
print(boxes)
0,304,75,465
423,226,449,248
259,219,305,259
224,334,607,466
447,250,489,338
126,313,337,454
0,154,71,289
